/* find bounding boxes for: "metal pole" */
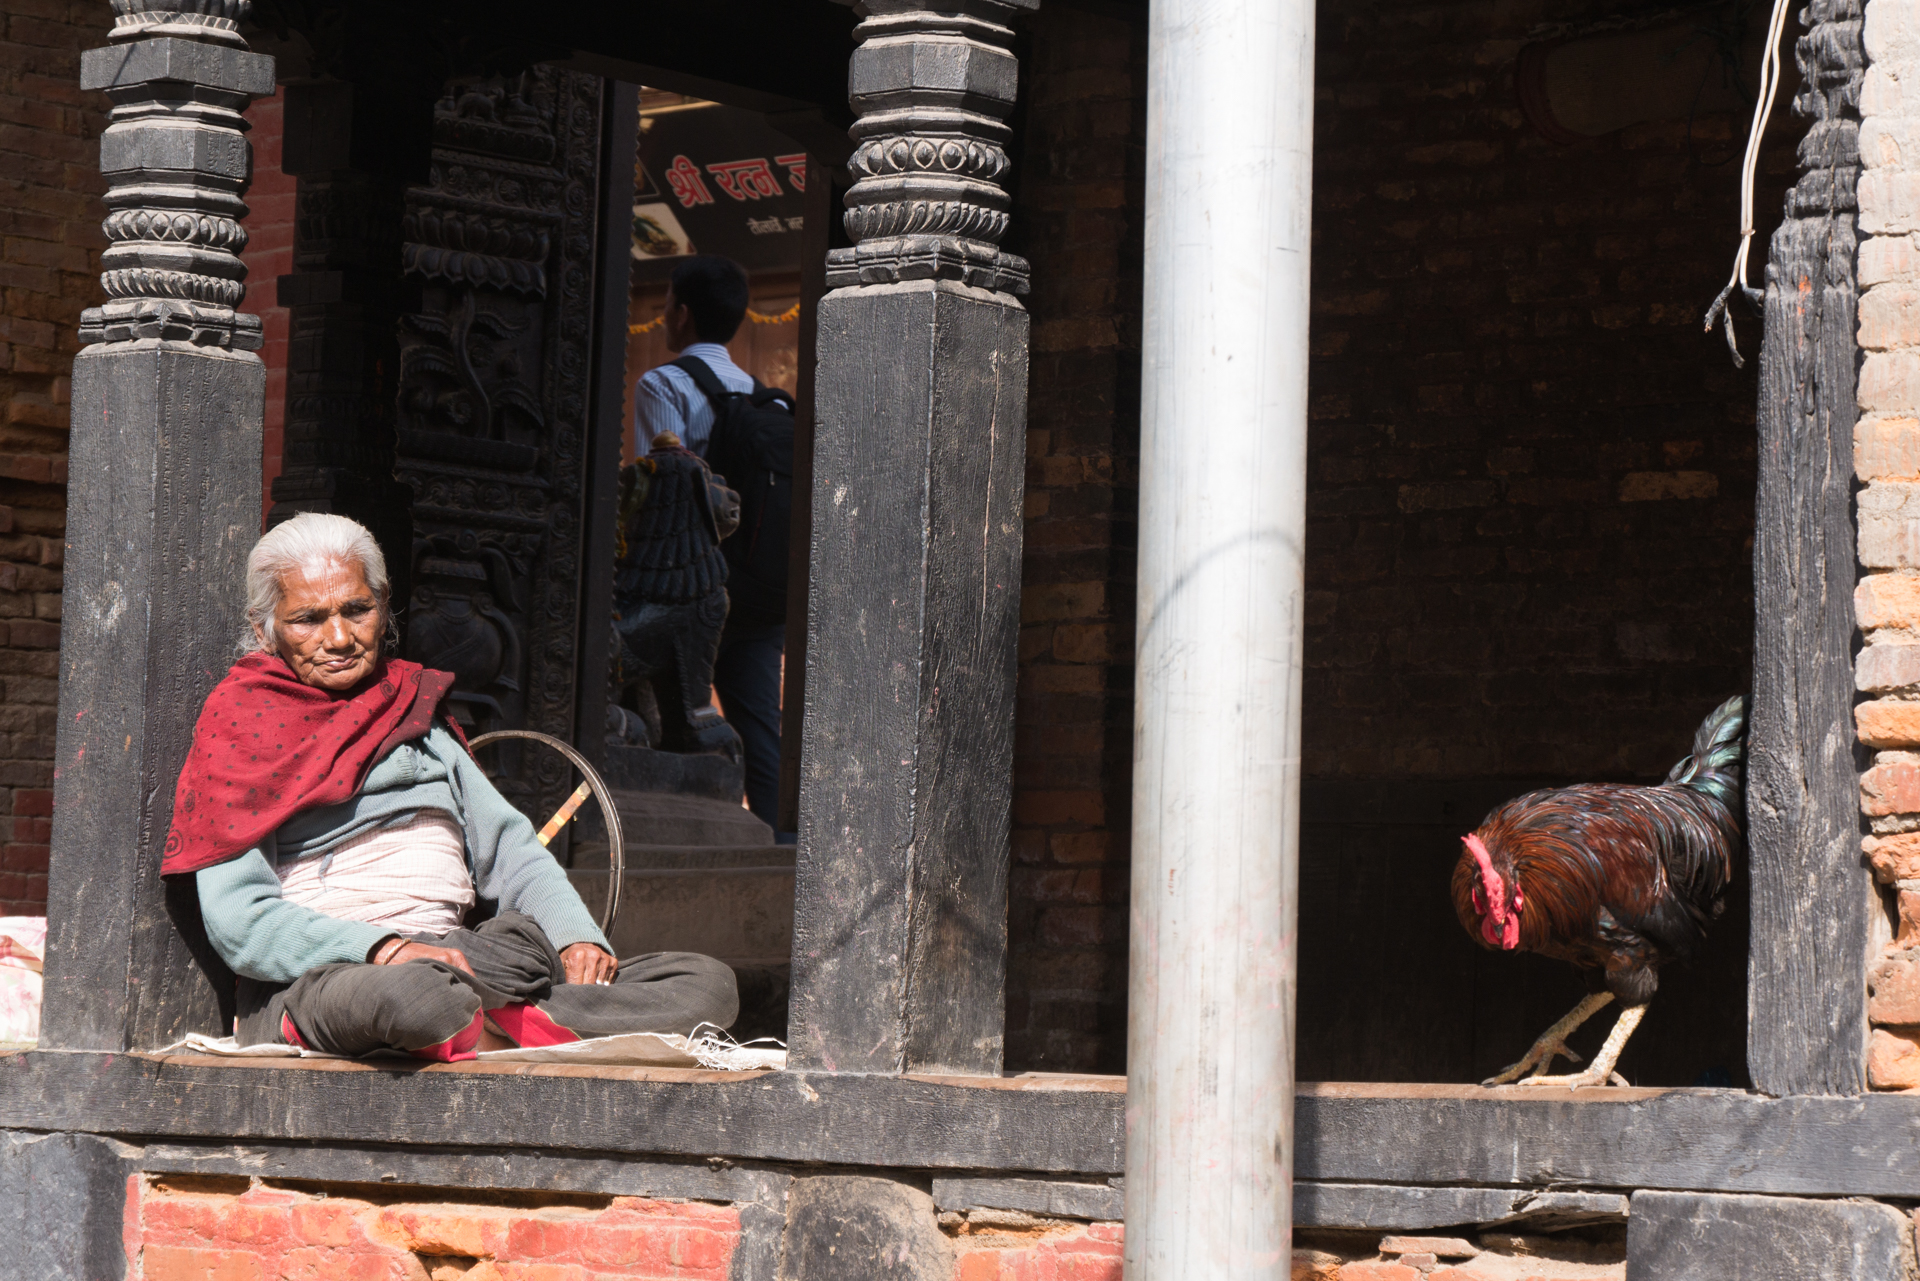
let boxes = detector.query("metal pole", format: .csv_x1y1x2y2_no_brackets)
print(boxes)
1125,1,1314,1276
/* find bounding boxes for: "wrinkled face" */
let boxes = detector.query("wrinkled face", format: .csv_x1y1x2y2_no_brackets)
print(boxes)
261,560,385,693
1463,833,1523,950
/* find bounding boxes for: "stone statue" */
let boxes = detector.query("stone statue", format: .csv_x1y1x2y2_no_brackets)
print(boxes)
608,434,742,760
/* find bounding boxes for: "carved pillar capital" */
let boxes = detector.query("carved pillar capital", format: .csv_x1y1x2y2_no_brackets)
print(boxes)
78,0,275,350
829,0,1035,295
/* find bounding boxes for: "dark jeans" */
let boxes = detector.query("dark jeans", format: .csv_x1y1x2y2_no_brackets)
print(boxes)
713,618,786,831
235,912,739,1056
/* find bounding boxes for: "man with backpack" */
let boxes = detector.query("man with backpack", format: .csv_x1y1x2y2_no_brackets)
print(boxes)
633,255,795,839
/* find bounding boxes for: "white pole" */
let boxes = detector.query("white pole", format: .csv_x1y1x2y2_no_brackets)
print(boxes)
1125,1,1313,1277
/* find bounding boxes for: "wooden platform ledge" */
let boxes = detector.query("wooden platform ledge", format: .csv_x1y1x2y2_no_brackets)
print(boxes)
2,1051,1917,1197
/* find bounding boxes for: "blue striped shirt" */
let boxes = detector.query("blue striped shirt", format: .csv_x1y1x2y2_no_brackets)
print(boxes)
633,342,753,459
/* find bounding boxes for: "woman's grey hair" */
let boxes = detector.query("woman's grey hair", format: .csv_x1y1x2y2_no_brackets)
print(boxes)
242,512,391,654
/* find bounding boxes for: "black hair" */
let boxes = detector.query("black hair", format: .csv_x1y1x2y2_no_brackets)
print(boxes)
669,255,750,344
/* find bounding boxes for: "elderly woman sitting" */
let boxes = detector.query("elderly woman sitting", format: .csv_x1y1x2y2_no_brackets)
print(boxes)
163,513,737,1061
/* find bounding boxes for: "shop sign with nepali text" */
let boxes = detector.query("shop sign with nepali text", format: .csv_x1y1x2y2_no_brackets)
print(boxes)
634,101,807,276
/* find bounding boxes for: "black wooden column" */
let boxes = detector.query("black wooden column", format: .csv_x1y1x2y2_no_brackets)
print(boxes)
268,71,436,605
1748,0,1868,1097
40,0,274,1051
787,0,1035,1076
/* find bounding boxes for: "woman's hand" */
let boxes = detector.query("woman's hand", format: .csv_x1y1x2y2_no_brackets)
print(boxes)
561,942,616,986
377,939,474,976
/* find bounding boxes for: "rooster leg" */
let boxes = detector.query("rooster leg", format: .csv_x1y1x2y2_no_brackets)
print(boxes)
1518,1002,1649,1089
1480,992,1613,1087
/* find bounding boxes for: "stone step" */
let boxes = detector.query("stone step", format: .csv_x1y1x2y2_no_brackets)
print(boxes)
568,866,794,967
573,789,771,849
599,743,742,802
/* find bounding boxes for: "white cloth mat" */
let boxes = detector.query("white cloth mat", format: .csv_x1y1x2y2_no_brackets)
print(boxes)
165,1022,785,1071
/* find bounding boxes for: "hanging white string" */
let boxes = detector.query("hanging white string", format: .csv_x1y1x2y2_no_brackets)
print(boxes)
685,1021,787,1071
1703,0,1795,367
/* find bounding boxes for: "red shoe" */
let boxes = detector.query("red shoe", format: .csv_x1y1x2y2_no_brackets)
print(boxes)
484,1002,580,1048
406,1009,484,1063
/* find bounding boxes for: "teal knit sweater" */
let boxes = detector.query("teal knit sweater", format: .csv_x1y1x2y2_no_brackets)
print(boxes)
196,724,609,984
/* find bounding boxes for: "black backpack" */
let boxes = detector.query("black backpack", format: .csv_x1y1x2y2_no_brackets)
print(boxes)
672,355,795,627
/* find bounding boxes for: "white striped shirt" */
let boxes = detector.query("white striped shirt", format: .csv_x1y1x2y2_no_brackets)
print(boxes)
633,342,753,458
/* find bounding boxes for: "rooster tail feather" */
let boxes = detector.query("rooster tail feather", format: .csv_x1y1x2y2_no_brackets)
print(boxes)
1663,694,1748,812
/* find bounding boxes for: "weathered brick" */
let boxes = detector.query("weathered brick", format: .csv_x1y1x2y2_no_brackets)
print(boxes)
1870,948,1920,1024
287,1201,361,1248
140,1245,271,1281
1858,698,1920,749
1865,831,1920,883
1868,1026,1920,1089
1398,479,1496,512
1380,1236,1478,1259
1291,1250,1344,1281
1022,581,1106,623
1901,889,1920,948
1862,641,1920,692
1861,480,1920,568
1857,416,1920,480
1863,349,1920,415
374,1206,509,1259
1861,170,1920,237
1862,752,1920,814
1862,232,1920,288
1337,1264,1421,1281
1866,1,1920,89
1013,790,1104,827
1857,571,1920,629
1617,471,1718,502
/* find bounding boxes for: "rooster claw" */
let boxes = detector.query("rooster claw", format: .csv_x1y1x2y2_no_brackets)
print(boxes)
1480,1041,1583,1088
1513,1068,1631,1090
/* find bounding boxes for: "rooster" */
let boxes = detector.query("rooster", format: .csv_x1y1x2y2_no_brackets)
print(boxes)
1453,695,1745,1089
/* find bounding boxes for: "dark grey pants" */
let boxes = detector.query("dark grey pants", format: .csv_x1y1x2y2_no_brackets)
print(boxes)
235,912,739,1056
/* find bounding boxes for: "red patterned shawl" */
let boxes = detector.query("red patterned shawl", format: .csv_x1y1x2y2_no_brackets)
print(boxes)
161,652,461,876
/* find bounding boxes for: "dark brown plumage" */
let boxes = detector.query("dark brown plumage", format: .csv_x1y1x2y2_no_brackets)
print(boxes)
1453,696,1745,1087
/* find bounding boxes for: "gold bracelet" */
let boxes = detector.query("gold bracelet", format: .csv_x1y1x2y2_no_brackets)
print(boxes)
373,938,407,965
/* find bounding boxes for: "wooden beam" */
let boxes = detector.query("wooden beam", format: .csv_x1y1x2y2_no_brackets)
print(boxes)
1747,0,1870,1098
932,1177,1123,1222
1627,1191,1910,1281
776,158,833,834
14,1058,1920,1198
1292,1083,1920,1197
570,77,641,791
1,1054,1124,1175
1294,1184,1627,1233
140,1142,790,1206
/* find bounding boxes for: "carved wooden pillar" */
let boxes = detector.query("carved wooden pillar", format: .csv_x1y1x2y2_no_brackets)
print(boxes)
787,0,1033,1075
41,0,274,1050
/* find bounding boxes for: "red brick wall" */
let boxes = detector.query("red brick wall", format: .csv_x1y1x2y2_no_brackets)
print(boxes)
1300,2,1790,784
1003,0,1144,1075
0,0,112,915
126,1175,742,1280
953,1220,1123,1280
